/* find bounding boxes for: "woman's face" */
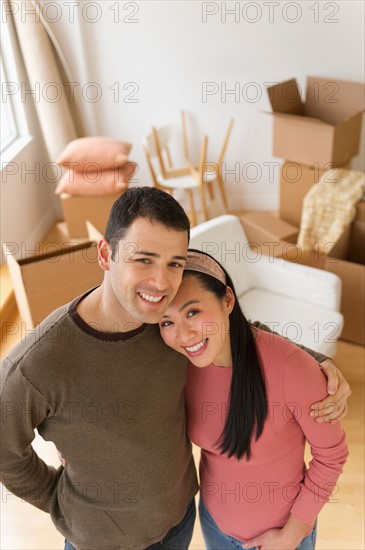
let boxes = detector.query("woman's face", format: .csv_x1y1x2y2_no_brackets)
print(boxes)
159,275,235,368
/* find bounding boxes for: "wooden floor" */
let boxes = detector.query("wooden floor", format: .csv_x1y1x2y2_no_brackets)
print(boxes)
0,210,364,549
0,313,364,550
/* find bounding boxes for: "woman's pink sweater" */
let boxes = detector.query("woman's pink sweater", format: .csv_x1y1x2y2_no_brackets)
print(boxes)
185,329,348,541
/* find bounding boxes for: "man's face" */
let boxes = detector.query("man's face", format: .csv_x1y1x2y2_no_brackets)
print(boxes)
101,217,189,325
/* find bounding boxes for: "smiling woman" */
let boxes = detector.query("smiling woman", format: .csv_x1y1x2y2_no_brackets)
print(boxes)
160,249,349,550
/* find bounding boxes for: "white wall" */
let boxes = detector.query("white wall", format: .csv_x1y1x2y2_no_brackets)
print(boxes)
2,0,364,257
53,0,365,210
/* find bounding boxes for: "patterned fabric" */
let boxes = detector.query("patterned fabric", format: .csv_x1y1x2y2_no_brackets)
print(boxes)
298,169,365,252
185,250,227,285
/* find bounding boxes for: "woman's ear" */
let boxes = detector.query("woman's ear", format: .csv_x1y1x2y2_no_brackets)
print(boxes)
225,286,235,314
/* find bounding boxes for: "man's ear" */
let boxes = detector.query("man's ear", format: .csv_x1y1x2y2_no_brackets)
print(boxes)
98,239,111,271
225,286,235,314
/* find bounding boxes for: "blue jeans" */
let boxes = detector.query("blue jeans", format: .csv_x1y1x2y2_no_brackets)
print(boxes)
64,498,196,550
199,499,317,550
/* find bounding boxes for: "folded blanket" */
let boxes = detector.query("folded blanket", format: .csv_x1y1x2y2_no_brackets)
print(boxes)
298,169,365,252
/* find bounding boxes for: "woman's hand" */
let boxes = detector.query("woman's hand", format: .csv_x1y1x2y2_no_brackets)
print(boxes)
243,516,311,549
310,359,351,423
242,527,299,550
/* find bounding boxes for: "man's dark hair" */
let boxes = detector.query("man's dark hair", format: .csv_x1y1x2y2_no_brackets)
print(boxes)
105,187,190,259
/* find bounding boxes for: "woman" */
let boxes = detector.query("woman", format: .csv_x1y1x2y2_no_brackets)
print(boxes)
159,249,348,550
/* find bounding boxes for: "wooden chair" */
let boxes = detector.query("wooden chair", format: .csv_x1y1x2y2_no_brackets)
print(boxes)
143,126,208,227
181,112,234,210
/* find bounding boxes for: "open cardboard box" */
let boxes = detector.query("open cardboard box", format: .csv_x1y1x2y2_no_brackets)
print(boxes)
240,212,299,259
240,211,338,269
4,240,103,329
60,192,123,238
279,159,352,227
241,204,365,345
266,76,365,166
279,225,351,270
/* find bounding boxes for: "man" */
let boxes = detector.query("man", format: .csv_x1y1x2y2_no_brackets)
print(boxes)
0,187,350,550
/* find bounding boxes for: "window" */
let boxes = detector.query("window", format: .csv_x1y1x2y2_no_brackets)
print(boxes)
0,15,30,162
1,56,19,153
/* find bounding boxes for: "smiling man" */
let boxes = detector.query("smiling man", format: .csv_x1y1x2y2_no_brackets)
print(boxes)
0,187,350,550
79,215,189,329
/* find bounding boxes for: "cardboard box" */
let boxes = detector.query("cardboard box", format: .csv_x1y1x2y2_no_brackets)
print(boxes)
60,192,123,238
325,221,365,345
240,212,299,258
279,160,352,227
267,77,365,166
4,241,103,328
279,225,351,270
273,213,363,345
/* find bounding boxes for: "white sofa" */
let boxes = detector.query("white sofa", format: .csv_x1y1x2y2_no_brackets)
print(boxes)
190,215,344,356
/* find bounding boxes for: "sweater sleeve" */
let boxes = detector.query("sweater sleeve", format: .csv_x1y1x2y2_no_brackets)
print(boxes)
281,349,348,526
0,357,60,513
251,321,327,363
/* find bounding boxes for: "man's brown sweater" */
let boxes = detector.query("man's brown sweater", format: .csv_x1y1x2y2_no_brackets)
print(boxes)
0,292,198,549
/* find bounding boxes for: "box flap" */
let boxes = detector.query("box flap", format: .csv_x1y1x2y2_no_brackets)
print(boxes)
3,243,33,326
86,221,104,242
272,112,328,125
241,213,298,245
305,76,365,124
16,242,96,266
267,79,304,116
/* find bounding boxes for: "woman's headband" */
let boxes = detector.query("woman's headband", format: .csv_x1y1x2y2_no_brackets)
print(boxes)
184,250,226,286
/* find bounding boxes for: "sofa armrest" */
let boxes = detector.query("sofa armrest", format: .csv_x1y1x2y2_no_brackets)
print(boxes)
248,256,342,311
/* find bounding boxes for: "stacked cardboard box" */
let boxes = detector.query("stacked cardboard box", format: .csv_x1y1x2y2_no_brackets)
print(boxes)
266,76,364,226
243,76,365,344
60,192,122,238
267,76,364,167
241,205,364,345
279,160,352,227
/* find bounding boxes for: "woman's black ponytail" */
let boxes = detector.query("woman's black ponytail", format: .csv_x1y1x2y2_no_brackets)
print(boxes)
185,250,268,460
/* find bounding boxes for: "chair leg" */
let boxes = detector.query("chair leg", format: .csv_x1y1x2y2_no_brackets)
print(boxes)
217,172,228,210
199,186,209,221
161,186,173,196
207,180,215,200
187,189,197,227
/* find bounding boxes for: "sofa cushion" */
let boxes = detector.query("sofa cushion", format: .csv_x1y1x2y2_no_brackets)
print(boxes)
57,137,132,171
55,163,136,195
240,289,344,356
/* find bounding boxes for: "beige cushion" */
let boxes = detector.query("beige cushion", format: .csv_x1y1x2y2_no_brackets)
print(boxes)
57,137,132,170
55,163,136,195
